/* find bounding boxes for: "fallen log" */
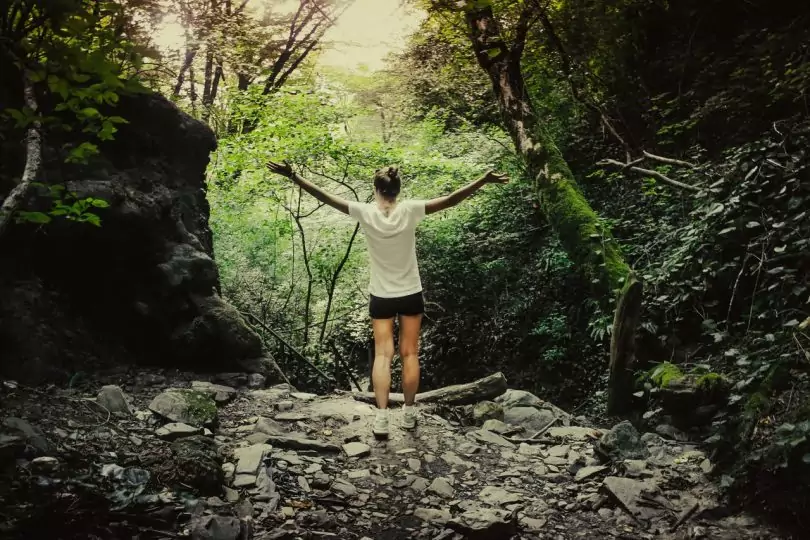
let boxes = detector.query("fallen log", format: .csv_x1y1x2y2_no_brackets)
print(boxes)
351,372,507,406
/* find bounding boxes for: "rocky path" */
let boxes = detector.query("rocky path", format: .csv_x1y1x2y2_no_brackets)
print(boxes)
0,369,781,539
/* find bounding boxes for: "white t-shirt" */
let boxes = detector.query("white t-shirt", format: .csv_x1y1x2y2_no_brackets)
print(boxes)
348,200,427,298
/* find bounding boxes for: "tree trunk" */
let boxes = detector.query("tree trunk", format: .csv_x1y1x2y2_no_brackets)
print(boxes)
0,72,41,239
460,3,643,414
174,47,198,96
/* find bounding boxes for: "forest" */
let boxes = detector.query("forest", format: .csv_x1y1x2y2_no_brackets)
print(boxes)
1,0,809,538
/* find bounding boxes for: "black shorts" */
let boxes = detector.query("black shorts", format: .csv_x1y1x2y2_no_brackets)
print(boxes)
369,291,425,320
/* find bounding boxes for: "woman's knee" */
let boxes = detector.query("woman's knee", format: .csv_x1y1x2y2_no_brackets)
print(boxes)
399,343,419,359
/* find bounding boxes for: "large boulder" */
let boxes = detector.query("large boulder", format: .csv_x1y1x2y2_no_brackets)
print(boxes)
149,389,218,427
0,91,263,382
169,435,224,494
596,421,650,461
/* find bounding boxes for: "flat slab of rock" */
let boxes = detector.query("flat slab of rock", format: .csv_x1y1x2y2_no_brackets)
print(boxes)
343,442,371,458
414,507,452,525
428,477,455,498
149,389,217,427
234,443,272,475
602,476,661,520
273,412,309,422
191,381,237,403
155,422,202,440
3,417,49,454
575,465,608,482
547,426,600,441
331,478,357,497
263,435,339,453
478,486,521,506
467,429,516,449
449,506,517,539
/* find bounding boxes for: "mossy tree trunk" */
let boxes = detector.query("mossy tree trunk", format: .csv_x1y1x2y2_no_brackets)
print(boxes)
457,1,643,414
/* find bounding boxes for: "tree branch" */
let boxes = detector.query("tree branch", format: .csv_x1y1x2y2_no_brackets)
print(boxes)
597,159,701,193
642,150,697,169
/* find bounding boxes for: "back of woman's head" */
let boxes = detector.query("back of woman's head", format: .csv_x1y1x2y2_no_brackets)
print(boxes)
373,166,401,199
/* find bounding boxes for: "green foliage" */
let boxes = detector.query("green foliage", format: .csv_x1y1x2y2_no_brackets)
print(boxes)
648,362,684,388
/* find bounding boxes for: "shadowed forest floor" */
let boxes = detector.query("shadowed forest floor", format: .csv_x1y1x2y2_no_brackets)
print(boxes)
0,369,782,539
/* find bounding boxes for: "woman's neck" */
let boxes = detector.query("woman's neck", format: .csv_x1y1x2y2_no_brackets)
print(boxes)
375,195,397,216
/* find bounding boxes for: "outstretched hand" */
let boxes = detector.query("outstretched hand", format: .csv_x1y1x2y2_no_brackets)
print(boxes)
483,170,509,184
267,160,294,178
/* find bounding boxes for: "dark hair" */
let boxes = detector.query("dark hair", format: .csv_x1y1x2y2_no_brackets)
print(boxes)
373,166,401,199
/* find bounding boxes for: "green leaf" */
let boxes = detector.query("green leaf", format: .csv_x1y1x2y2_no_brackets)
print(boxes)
90,199,109,208
17,211,52,224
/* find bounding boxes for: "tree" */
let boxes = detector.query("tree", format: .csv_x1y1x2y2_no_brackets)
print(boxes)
433,0,642,413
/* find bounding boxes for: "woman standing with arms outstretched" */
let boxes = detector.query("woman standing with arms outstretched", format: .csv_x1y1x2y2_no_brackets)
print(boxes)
267,161,508,438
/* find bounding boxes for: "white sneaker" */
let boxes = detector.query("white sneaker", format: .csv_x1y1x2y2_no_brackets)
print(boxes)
402,405,417,430
372,409,389,438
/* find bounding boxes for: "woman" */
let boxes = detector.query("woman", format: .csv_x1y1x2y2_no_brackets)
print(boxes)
267,161,508,438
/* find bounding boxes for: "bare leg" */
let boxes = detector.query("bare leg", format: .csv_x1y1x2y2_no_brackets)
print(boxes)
399,314,422,406
372,318,395,409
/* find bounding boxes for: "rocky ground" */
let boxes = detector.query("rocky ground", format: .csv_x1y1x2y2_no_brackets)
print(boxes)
0,368,783,540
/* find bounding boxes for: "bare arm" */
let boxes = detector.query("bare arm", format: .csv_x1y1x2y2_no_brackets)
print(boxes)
267,160,350,215
425,170,509,215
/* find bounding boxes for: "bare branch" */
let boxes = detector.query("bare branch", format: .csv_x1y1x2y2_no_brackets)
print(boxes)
597,159,701,193
642,150,697,169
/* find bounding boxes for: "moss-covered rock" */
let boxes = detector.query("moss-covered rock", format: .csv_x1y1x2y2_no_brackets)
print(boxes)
148,388,217,427
649,362,684,388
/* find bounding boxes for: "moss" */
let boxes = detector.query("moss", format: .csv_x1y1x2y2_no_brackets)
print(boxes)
695,372,728,392
649,362,684,388
177,389,217,426
531,130,632,295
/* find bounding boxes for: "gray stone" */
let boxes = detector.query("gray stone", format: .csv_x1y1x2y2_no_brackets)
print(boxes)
274,412,308,422
291,392,318,401
414,507,452,525
262,435,339,452
575,465,608,482
247,373,266,389
254,416,286,436
31,456,59,473
477,486,521,506
407,458,421,472
518,443,542,456
495,389,545,409
503,406,555,431
191,381,237,404
343,442,371,458
481,419,511,434
331,478,357,497
232,474,257,488
449,506,517,538
428,477,455,498
597,421,650,461
149,389,217,427
276,401,294,411
602,476,661,520
155,422,203,440
297,475,311,492
547,444,570,458
190,515,241,540
223,486,239,502
2,417,49,454
473,401,504,424
519,515,547,532
547,426,600,441
234,444,271,475
467,429,516,449
655,423,687,441
97,385,132,415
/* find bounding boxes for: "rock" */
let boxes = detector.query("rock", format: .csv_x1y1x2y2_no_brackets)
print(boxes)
622,459,651,478
467,429,516,449
2,417,49,454
655,423,687,441
248,373,266,389
311,471,331,488
547,444,570,458
296,509,335,529
234,444,272,475
519,515,547,532
261,435,339,453
190,515,241,540
410,476,429,492
575,465,608,482
481,419,511,434
233,474,257,488
407,458,421,472
149,389,217,427
477,486,521,506
191,381,237,404
30,456,59,473
343,442,371,458
169,436,224,494
331,478,357,497
473,401,504,424
223,486,239,502
602,476,661,520
547,426,600,441
596,421,650,461
155,422,203,440
518,443,542,456
214,373,248,388
274,412,308,422
495,389,544,409
414,507,452,525
97,385,132,415
254,417,286,436
276,401,294,412
449,506,517,539
347,469,370,479
503,406,555,431
291,392,317,401
429,477,455,498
